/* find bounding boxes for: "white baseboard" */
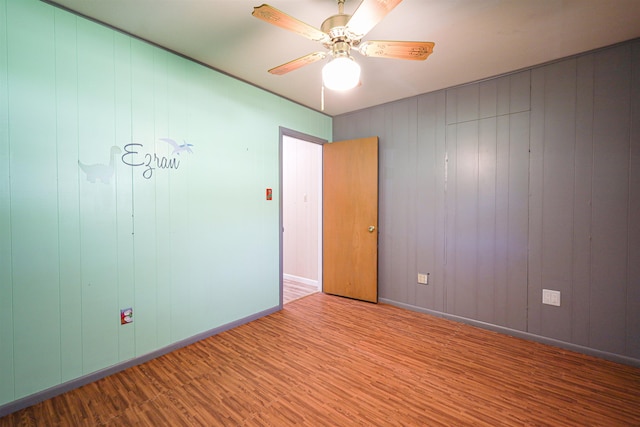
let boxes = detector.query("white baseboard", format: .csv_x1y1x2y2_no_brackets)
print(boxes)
283,273,319,289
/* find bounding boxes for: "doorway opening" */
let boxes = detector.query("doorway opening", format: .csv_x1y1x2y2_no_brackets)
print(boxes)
279,128,326,305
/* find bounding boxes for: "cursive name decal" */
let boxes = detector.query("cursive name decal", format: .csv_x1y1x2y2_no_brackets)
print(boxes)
121,138,193,179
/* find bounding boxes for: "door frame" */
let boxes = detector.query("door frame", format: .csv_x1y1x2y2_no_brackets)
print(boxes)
279,127,327,308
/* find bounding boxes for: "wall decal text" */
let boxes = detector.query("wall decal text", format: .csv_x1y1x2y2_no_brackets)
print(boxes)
121,138,194,180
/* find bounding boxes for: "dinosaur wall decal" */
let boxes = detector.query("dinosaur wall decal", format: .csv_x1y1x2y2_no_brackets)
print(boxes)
160,138,193,155
78,145,122,184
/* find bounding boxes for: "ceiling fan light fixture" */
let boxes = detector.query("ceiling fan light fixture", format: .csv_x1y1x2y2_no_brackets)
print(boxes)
322,55,361,91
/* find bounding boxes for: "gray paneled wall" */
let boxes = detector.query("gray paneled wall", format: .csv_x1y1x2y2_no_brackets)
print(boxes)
530,43,639,356
444,72,530,331
333,39,640,362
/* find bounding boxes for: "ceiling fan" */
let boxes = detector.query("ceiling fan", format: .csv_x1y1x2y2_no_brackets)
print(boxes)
252,0,435,91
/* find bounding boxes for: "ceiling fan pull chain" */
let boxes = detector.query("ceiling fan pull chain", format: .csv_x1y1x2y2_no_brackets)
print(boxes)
321,84,325,111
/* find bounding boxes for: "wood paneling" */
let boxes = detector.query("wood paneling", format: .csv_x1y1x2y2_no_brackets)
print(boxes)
442,73,530,329
8,0,61,398
629,41,640,358
416,91,447,312
114,30,136,364
590,45,632,354
476,117,497,323
505,111,529,331
77,16,120,377
493,114,511,327
572,54,595,347
530,59,579,342
385,100,418,303
0,0,13,406
2,293,640,425
335,40,640,362
445,73,531,329
55,7,84,383
452,120,479,318
530,44,636,355
1,0,333,408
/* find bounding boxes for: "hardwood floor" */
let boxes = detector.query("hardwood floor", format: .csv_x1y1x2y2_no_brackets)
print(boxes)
2,293,640,426
283,278,318,304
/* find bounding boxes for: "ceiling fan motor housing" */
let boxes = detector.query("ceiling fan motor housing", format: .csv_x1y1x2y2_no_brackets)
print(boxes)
322,13,361,52
252,1,434,81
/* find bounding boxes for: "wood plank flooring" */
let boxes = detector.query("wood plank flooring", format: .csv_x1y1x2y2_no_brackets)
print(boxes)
2,293,640,426
283,278,318,304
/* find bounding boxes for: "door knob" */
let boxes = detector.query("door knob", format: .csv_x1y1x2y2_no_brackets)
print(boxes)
368,226,376,232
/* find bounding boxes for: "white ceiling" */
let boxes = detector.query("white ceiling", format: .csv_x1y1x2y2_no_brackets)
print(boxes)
47,0,640,116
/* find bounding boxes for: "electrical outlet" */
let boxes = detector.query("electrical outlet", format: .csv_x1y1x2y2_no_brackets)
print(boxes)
542,289,561,306
417,273,429,285
120,308,133,325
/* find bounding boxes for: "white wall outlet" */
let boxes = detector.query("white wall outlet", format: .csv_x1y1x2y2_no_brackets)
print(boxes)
417,273,429,285
542,289,561,306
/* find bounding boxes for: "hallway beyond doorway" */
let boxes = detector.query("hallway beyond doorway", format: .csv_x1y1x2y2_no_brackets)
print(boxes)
283,278,318,304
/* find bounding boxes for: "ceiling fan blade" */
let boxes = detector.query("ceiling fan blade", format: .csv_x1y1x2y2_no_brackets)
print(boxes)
358,41,435,60
253,4,329,43
346,0,403,39
268,52,327,75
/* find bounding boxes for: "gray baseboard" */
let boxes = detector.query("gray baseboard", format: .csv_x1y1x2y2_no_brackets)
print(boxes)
0,305,280,418
379,298,640,369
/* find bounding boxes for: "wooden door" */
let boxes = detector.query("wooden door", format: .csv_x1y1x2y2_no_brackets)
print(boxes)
323,137,378,303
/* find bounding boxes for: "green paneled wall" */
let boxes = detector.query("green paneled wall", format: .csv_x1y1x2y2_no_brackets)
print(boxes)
0,0,15,405
0,0,331,406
